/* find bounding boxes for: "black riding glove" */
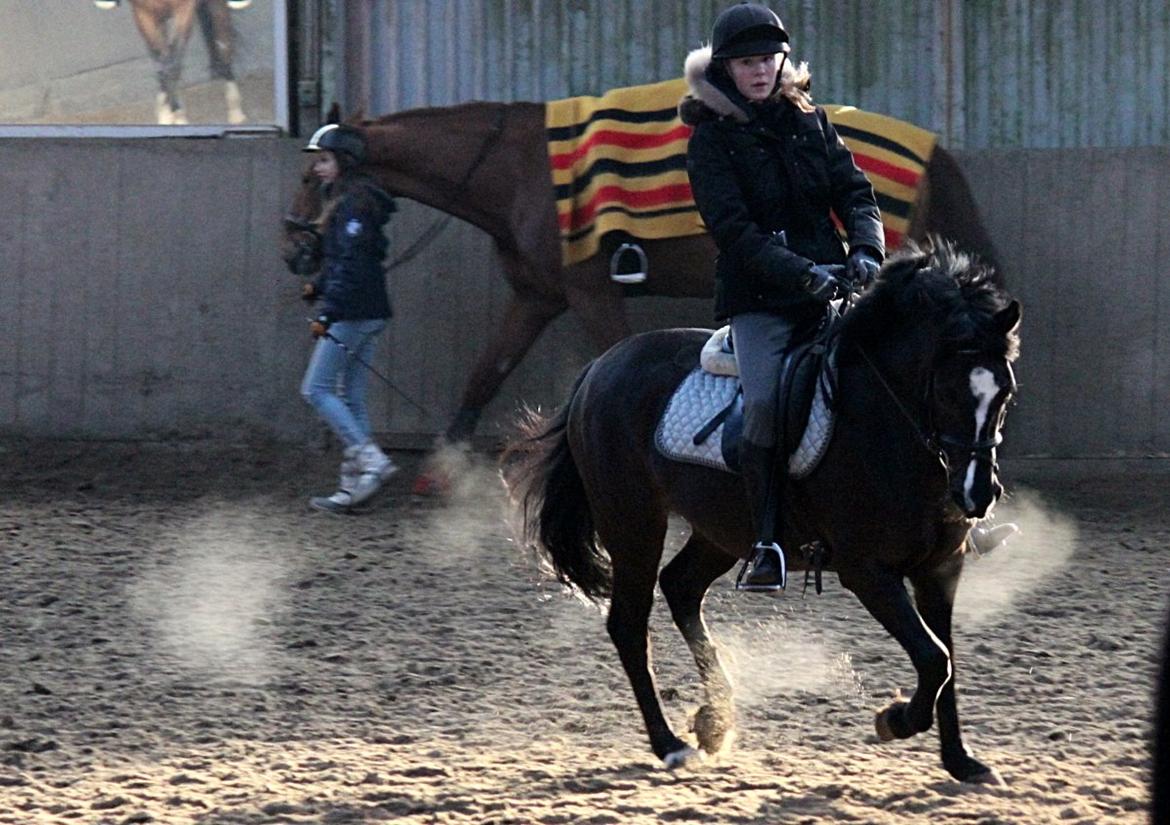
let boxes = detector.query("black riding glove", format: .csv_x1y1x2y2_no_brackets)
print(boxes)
802,263,843,303
846,247,881,287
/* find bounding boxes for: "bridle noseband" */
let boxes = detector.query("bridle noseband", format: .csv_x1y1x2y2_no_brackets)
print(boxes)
859,345,1013,476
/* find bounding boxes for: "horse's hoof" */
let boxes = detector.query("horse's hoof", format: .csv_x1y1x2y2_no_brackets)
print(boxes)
874,698,910,741
966,767,1006,787
691,704,734,754
948,760,1006,786
662,745,703,770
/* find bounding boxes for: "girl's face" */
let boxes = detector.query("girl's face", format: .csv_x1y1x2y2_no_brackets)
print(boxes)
728,53,779,102
312,150,340,184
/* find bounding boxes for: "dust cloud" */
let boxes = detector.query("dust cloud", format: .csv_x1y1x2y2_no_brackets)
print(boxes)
127,508,296,684
956,488,1077,627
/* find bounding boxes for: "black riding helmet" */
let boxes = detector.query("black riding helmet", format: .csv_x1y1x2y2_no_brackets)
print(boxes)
711,2,790,59
304,123,367,166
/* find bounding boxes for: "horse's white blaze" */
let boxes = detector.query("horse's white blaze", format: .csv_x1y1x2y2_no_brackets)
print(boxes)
963,367,1000,510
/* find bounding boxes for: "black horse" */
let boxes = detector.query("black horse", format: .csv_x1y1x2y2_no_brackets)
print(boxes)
504,241,1021,783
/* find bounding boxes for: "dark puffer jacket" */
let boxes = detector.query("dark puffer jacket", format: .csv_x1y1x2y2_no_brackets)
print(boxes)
681,47,884,322
313,176,396,323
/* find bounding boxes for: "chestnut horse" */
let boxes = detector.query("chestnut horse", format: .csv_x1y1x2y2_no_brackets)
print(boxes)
502,242,1021,780
96,0,249,124
283,101,1002,447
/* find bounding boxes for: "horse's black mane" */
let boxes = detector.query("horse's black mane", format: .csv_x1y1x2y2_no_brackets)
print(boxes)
839,238,1019,360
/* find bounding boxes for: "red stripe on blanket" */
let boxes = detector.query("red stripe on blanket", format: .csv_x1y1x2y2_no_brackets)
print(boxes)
852,153,922,189
550,124,694,171
558,182,695,232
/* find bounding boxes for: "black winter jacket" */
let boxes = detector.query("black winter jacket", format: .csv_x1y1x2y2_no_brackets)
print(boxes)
681,49,884,322
313,176,396,323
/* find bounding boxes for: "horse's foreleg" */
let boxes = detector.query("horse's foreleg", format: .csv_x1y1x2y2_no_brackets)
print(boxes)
659,534,738,755
130,6,179,124
911,567,1005,785
840,565,951,744
606,527,698,768
446,289,566,442
200,0,247,123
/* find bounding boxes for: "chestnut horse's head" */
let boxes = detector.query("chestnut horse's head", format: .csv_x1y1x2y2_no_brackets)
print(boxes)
281,163,326,276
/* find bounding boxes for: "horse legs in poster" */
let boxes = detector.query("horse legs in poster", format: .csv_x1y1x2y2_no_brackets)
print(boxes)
659,533,738,754
130,1,198,124
198,0,247,123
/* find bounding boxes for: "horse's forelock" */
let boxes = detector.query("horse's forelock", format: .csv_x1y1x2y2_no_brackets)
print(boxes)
844,237,1018,359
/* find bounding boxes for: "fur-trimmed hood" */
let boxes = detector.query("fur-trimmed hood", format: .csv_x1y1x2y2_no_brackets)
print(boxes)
678,45,814,126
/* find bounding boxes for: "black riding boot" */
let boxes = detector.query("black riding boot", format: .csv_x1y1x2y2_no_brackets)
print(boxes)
736,441,788,592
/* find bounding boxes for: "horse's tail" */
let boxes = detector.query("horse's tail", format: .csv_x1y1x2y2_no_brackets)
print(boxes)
500,364,611,602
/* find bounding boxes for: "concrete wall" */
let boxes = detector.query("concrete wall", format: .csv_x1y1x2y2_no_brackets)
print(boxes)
0,137,1165,458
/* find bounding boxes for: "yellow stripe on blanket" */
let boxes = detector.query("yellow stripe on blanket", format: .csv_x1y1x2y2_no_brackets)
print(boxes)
547,78,938,267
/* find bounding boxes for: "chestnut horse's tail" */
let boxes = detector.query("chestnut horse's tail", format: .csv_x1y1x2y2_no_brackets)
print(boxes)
501,364,612,602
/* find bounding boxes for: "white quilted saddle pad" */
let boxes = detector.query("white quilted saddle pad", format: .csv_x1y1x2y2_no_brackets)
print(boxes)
654,364,836,479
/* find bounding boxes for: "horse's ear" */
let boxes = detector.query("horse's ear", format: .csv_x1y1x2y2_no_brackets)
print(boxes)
325,102,342,124
995,300,1022,336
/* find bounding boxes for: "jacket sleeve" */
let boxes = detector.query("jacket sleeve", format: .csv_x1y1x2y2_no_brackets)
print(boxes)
316,195,385,320
687,122,814,295
819,108,886,260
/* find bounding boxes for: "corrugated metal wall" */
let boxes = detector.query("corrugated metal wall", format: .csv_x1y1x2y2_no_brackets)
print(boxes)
336,0,1170,149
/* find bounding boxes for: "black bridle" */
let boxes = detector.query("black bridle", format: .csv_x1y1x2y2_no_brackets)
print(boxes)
857,344,1013,475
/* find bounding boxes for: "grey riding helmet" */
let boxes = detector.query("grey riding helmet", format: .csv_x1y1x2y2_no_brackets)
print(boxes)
304,124,367,165
711,3,791,59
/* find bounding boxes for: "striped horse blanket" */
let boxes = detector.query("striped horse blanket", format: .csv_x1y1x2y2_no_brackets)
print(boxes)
546,77,937,267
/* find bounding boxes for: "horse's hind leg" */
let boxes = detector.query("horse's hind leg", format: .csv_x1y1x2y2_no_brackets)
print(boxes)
910,565,1004,785
447,283,567,442
200,0,247,123
603,516,698,768
659,532,737,754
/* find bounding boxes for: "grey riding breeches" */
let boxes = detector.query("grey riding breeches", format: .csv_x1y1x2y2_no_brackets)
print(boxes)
730,311,803,448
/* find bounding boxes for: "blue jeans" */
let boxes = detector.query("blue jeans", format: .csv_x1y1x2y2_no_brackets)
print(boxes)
300,319,386,448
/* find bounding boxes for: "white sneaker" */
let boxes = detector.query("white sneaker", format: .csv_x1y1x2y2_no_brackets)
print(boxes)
309,489,354,513
348,442,398,505
339,449,362,493
357,442,396,477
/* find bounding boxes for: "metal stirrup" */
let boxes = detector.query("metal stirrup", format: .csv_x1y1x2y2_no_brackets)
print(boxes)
735,541,788,591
